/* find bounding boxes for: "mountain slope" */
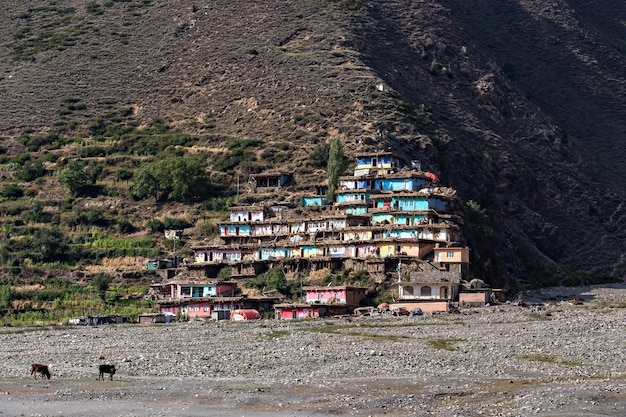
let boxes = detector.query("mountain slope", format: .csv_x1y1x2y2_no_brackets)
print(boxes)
0,0,624,289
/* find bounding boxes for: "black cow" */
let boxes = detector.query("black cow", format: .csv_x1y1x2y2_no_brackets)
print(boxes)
30,363,51,379
98,364,116,380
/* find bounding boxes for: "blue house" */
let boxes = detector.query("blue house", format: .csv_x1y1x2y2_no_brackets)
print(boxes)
354,152,402,171
372,176,429,191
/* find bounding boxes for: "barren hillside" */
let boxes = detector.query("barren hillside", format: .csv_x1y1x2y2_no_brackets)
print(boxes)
0,0,625,289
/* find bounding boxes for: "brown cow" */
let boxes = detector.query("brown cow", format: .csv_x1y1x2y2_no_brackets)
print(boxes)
30,363,51,379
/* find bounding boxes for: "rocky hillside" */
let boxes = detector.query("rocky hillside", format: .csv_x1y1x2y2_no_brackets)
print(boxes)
0,0,624,290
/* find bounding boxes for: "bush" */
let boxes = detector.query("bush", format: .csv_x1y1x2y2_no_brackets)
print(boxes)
59,160,91,196
163,217,191,230
0,184,24,199
308,142,330,168
145,218,164,233
17,160,45,182
245,266,294,298
116,219,135,234
92,273,113,301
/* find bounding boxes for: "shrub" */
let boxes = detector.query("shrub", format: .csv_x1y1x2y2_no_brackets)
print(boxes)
92,273,113,301
116,219,135,234
145,218,164,233
308,142,330,168
59,160,91,196
0,184,24,199
162,217,191,230
245,266,294,298
17,160,45,182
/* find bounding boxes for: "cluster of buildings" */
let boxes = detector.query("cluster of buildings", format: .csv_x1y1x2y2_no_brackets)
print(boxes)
148,151,500,320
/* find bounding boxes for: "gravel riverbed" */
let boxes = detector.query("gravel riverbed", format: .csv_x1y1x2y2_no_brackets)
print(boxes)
1,284,625,417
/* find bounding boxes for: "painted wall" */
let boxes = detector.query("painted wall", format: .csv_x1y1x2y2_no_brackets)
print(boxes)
185,301,213,317
259,247,289,260
435,247,469,263
386,229,419,239
399,284,452,300
371,212,393,224
220,224,251,237
356,244,379,257
355,154,396,169
305,288,347,304
390,301,449,313
230,209,264,222
373,178,426,191
328,246,347,257
302,196,326,207
301,245,324,258
337,192,370,203
345,205,368,215
377,243,397,257
276,307,320,320
194,249,242,263
459,292,490,305
393,214,428,225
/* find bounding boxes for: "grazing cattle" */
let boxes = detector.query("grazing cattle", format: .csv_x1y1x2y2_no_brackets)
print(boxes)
98,364,116,380
30,364,51,379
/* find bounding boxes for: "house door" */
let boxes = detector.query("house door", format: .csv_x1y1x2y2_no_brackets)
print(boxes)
292,311,297,319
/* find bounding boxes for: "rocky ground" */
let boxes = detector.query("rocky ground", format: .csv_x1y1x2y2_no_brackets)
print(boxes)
1,284,626,417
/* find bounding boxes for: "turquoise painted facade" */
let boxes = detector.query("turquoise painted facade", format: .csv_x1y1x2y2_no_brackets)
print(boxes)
345,205,368,216
371,212,393,224
301,245,324,258
373,196,430,211
372,177,428,191
259,247,290,260
301,196,327,207
393,214,428,225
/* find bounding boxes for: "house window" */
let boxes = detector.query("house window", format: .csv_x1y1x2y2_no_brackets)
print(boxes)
203,306,209,312
180,287,191,297
403,286,414,296
447,251,455,258
420,286,432,297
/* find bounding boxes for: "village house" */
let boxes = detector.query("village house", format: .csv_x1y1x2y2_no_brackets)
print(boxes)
274,285,368,320
251,172,292,192
304,285,367,305
150,149,477,318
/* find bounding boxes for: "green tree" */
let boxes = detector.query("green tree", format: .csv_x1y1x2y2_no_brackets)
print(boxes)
0,285,18,309
31,227,67,263
92,273,113,302
245,266,293,297
131,155,209,202
17,159,45,182
326,138,347,201
59,160,91,196
308,142,330,168
130,164,160,201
